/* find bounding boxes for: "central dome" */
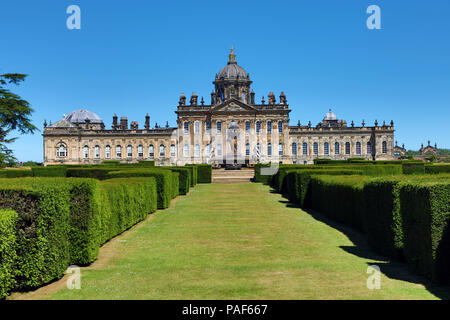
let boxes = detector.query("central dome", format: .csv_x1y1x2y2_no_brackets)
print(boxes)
217,47,247,79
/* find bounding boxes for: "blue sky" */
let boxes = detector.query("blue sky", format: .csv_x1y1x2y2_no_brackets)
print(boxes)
1,0,449,162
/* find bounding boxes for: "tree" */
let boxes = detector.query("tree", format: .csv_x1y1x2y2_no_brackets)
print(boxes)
0,73,37,167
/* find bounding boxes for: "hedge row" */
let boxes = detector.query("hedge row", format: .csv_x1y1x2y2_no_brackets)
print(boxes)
425,164,450,174
106,169,174,209
0,209,18,299
184,165,198,186
0,177,158,297
302,174,450,284
0,170,32,178
314,158,423,165
169,167,191,195
192,164,212,183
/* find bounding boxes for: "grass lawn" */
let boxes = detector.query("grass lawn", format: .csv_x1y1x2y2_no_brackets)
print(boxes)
10,183,450,300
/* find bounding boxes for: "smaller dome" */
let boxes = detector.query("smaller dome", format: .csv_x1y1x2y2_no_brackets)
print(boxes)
324,109,337,121
217,47,248,80
65,109,103,124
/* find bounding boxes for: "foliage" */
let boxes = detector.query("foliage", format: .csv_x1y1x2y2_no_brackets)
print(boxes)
0,74,37,167
402,162,425,175
32,166,67,177
192,164,212,183
0,209,18,299
0,169,32,178
168,167,190,195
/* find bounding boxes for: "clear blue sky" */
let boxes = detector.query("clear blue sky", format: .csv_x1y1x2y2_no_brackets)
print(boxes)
1,0,449,162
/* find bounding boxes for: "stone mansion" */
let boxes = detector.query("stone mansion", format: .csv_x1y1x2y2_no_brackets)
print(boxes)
43,48,395,166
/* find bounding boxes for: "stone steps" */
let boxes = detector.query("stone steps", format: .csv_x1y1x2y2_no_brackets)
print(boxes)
212,169,254,183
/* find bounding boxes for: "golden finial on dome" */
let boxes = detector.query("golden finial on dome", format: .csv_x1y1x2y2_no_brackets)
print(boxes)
228,46,236,64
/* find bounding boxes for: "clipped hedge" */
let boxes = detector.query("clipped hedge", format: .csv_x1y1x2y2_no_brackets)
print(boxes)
309,175,369,231
169,167,190,195
67,167,116,180
171,172,180,199
254,163,272,184
401,180,450,283
425,164,450,174
184,165,198,186
0,176,158,297
402,162,425,175
106,169,173,209
32,166,67,177
0,209,18,299
0,170,32,178
194,164,212,183
363,178,405,258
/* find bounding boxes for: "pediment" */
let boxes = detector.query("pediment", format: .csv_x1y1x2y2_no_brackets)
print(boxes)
212,98,256,113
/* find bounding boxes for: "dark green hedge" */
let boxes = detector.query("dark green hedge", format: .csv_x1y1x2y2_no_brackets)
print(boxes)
425,165,450,174
0,170,32,178
254,163,272,184
100,160,120,166
402,163,425,175
106,169,173,209
67,167,116,180
32,166,67,177
168,167,190,195
171,172,180,199
194,164,212,183
0,179,72,290
137,160,155,167
0,209,18,299
363,178,404,258
309,175,369,231
0,177,158,297
401,180,450,284
184,165,198,186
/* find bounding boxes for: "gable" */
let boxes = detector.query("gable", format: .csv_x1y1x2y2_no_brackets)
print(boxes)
211,98,256,113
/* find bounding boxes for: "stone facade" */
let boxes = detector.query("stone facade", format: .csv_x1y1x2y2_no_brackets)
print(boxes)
43,48,396,166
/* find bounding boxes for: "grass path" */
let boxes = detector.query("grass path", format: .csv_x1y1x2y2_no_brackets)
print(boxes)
11,183,450,300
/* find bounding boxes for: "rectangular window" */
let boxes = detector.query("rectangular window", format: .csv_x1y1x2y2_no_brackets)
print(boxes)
256,122,261,134
245,121,250,133
278,121,283,133
206,121,211,134
267,121,272,133
184,122,189,134
217,121,222,134
194,121,200,134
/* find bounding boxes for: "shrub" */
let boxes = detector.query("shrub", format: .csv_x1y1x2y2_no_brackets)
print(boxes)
0,179,72,290
67,167,116,180
363,178,405,258
137,160,155,167
402,162,425,175
195,164,212,183
169,167,190,195
425,164,450,174
254,163,272,184
32,166,67,177
184,165,198,186
171,172,180,199
0,209,18,299
101,160,120,166
309,175,369,231
106,169,173,209
0,169,33,178
401,179,450,283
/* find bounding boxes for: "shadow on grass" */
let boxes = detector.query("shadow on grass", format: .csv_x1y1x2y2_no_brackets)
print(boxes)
276,194,450,300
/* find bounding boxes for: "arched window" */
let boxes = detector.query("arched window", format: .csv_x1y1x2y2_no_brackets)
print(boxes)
127,145,132,158
278,121,283,133
83,145,89,159
116,145,122,158
170,144,176,157
216,121,222,133
138,145,143,158
245,121,250,133
149,145,154,158
184,122,189,134
278,143,283,156
268,143,272,156
246,142,250,156
345,142,350,155
303,142,308,155
105,145,111,159
367,142,372,154
184,144,189,157
160,144,165,158
356,142,361,155
56,144,67,157
335,142,340,155
94,145,100,158
217,144,222,157
382,141,387,154
292,143,297,156
313,142,318,155
256,121,261,134
267,121,272,133
324,142,329,155
195,144,200,157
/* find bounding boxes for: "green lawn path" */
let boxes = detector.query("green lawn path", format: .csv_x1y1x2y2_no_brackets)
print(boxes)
16,183,450,299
